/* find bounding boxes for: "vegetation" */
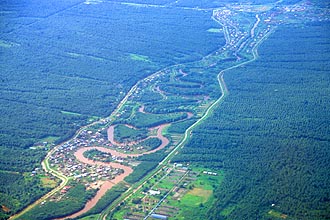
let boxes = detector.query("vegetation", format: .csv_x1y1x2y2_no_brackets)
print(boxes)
113,124,148,143
124,161,159,184
83,149,112,162
168,119,198,134
1,0,329,219
144,97,198,114
138,149,168,162
129,53,151,62
0,148,46,173
174,23,330,219
0,172,52,218
80,183,128,218
125,111,188,128
0,0,224,215
20,182,96,220
0,1,224,158
112,166,223,220
138,138,162,151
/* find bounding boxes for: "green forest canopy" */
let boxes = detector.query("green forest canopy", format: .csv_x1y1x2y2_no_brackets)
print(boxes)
173,22,330,219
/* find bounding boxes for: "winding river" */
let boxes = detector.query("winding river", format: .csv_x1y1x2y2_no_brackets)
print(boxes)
56,123,169,219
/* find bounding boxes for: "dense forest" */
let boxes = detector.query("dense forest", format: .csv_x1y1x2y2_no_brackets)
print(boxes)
19,181,96,220
1,0,329,219
0,0,224,152
0,172,53,219
0,0,224,215
173,22,330,219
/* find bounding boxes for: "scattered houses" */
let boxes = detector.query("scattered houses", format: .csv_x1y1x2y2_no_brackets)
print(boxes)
49,126,126,186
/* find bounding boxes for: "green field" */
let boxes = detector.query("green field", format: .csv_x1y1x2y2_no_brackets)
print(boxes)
112,166,223,220
113,124,148,143
130,53,151,62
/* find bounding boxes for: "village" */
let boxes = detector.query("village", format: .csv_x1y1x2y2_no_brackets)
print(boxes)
213,2,317,61
47,123,128,189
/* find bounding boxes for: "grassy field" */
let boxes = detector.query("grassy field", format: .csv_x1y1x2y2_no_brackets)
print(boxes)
80,214,100,220
40,177,58,188
61,111,83,116
130,53,151,62
111,166,223,220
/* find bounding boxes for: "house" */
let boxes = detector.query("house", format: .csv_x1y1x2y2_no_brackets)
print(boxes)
149,189,161,196
150,213,168,220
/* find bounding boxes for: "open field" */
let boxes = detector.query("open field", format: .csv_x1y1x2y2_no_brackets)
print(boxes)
40,177,58,188
113,166,222,220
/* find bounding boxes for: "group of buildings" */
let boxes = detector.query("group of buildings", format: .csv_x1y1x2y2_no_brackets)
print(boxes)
48,125,125,188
